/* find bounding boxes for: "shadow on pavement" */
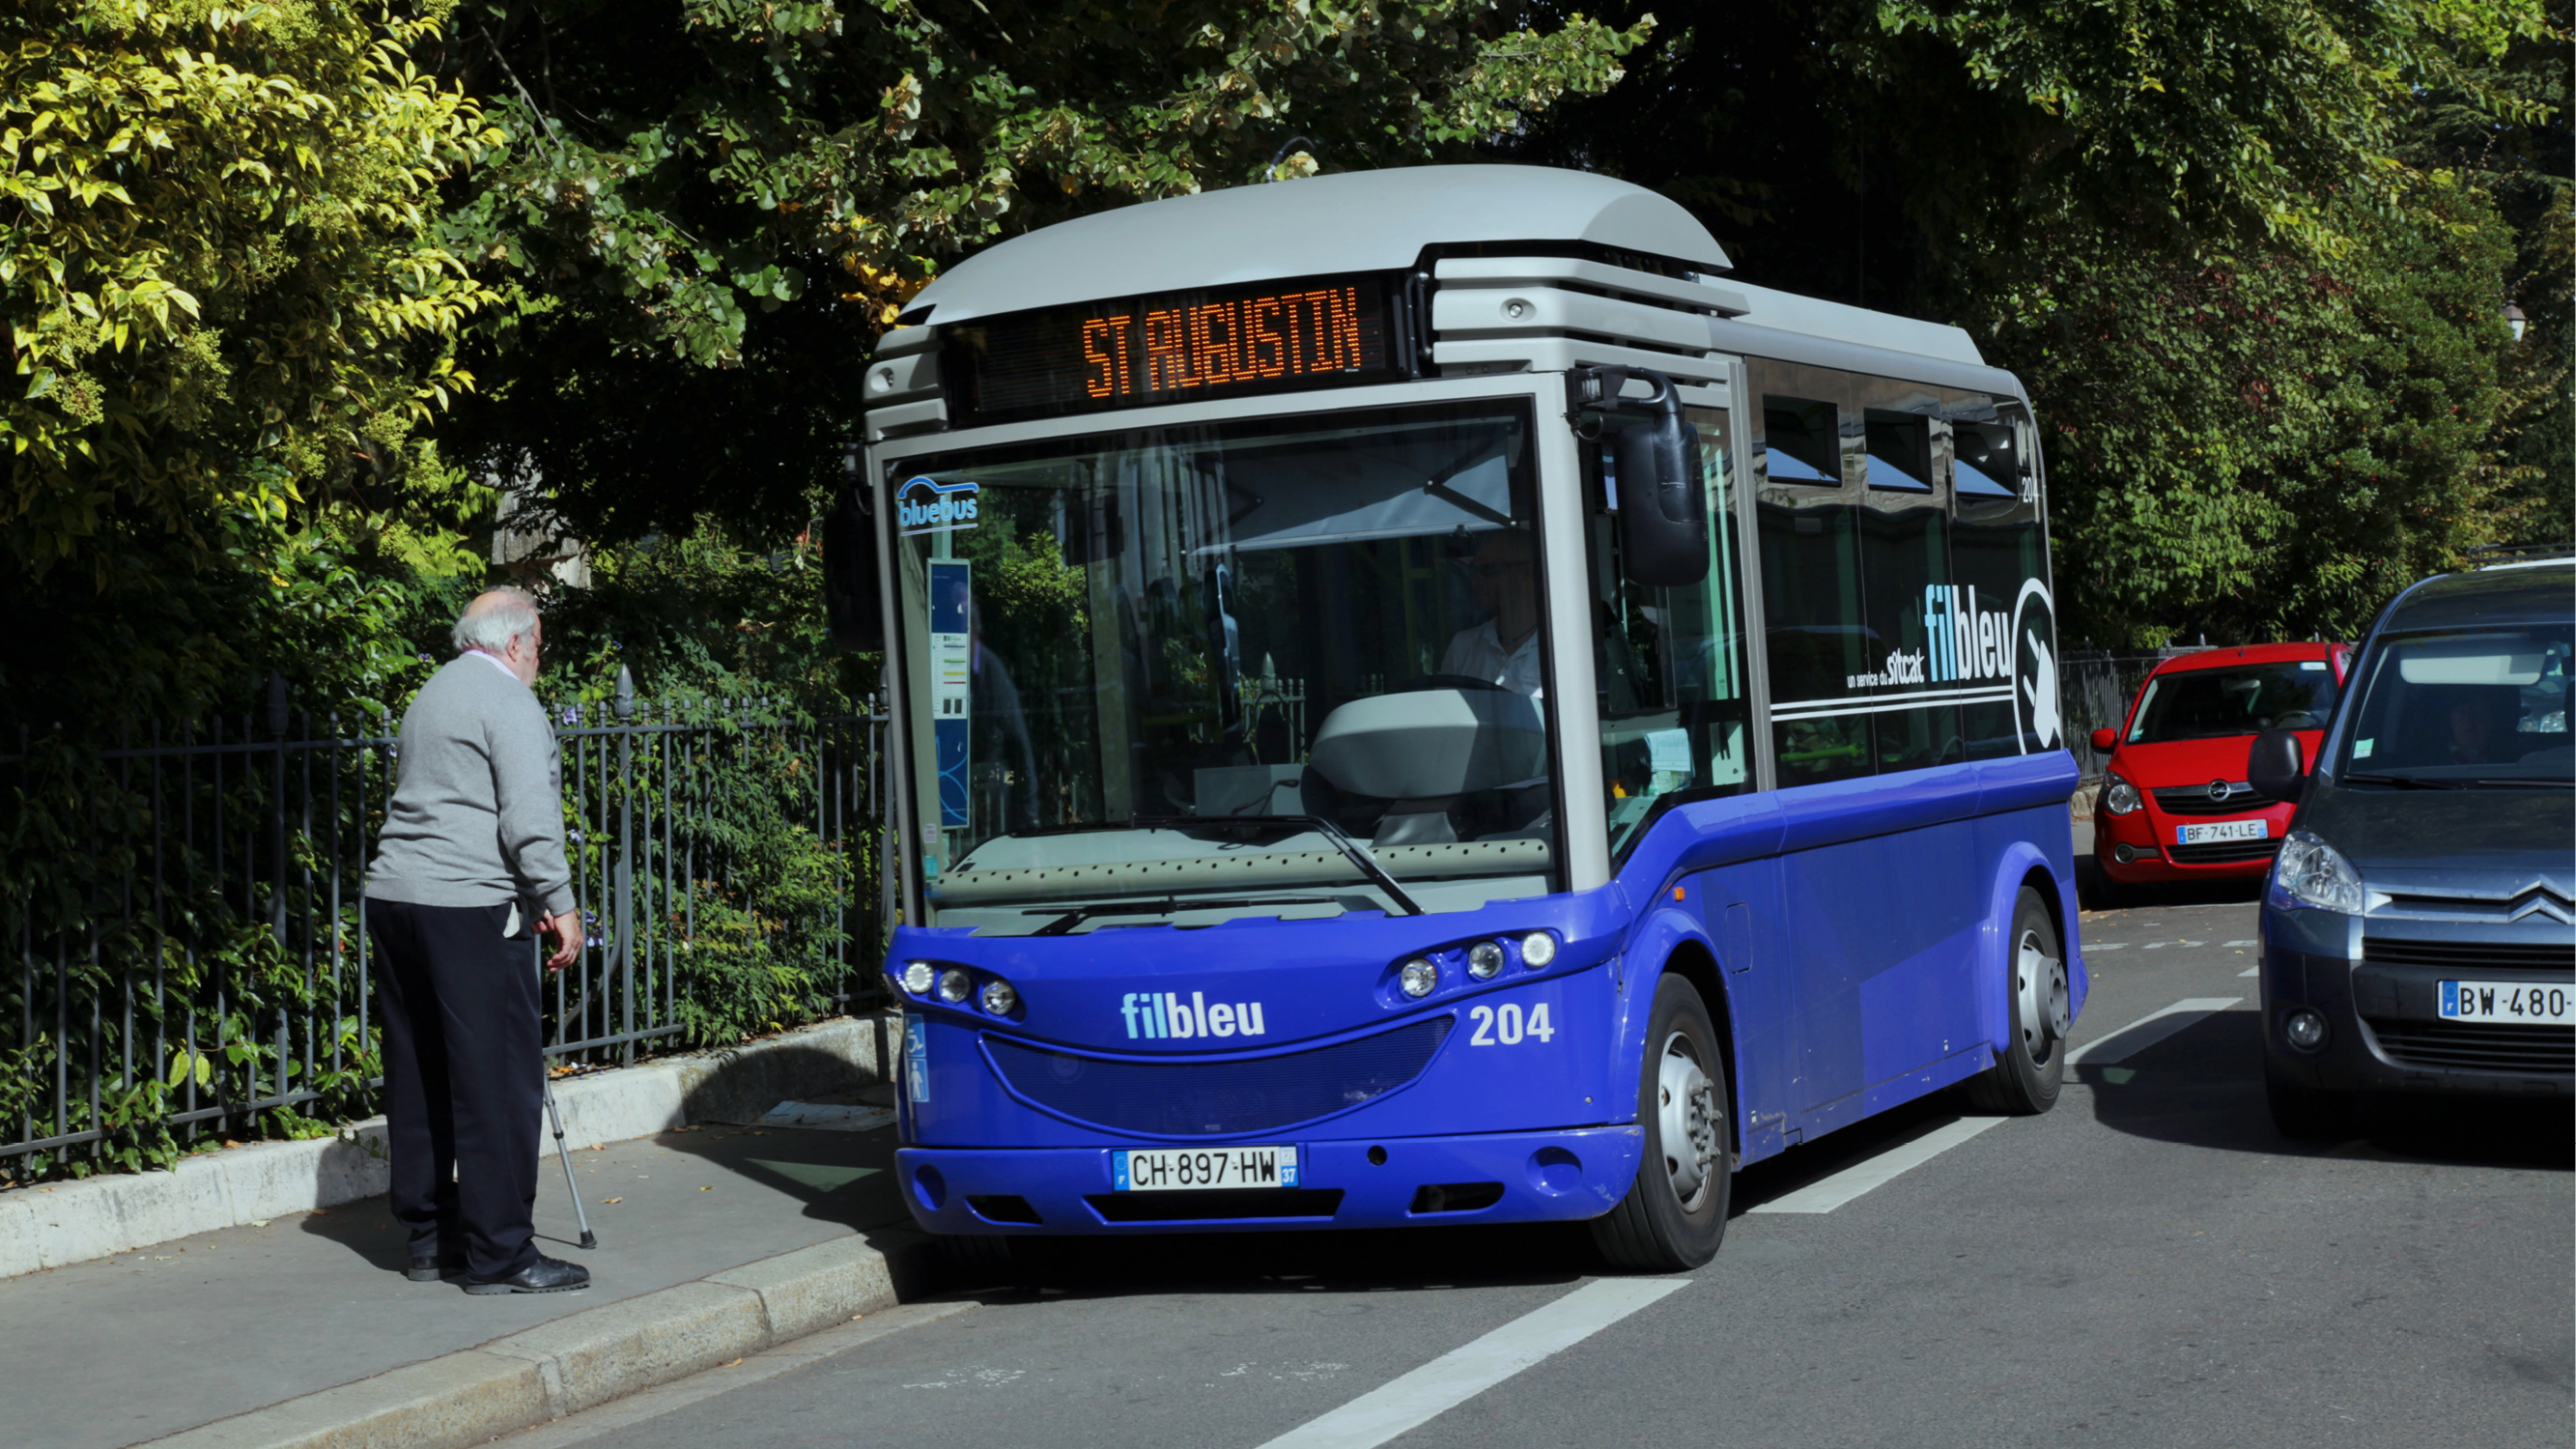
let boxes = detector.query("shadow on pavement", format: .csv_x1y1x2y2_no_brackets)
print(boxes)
2075,851,2266,913
2081,1009,2574,1169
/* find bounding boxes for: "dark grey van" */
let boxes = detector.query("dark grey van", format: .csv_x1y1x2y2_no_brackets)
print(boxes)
2247,556,2574,1137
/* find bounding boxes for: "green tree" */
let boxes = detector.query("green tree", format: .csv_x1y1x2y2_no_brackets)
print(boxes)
430,0,1653,549
1506,0,2558,644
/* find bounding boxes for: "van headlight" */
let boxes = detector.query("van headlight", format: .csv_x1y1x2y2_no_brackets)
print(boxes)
2101,773,2141,815
2268,830,2364,914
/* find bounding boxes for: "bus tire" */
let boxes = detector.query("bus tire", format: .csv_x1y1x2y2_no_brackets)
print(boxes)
1967,886,2068,1115
1590,975,1729,1272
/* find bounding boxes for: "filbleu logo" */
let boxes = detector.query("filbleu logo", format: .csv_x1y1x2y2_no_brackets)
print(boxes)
1921,584,2017,684
896,476,980,536
1122,990,1267,1040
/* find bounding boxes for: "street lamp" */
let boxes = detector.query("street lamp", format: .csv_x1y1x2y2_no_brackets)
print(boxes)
2503,302,2527,343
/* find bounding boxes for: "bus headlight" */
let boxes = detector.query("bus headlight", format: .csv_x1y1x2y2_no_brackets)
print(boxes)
2101,774,2141,815
979,979,1018,1015
1467,942,1506,980
936,967,973,1004
900,961,935,995
1399,958,1439,998
1520,930,1559,968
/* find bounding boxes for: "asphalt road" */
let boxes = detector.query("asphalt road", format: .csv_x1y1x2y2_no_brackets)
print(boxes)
504,880,2574,1449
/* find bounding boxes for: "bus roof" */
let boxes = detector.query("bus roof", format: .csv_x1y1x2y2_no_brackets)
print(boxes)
910,164,1724,324
903,164,1991,373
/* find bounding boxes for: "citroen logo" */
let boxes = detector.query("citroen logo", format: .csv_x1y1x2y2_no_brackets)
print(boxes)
2207,780,2240,802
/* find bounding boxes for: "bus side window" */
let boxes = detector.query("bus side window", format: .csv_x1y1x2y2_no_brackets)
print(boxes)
1948,393,2047,758
1589,403,1754,859
1753,366,1873,785
1858,386,1959,772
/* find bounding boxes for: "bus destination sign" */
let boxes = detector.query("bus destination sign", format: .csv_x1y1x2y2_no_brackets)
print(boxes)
947,274,1402,424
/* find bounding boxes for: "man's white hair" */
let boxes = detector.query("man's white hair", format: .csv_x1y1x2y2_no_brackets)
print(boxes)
453,586,542,655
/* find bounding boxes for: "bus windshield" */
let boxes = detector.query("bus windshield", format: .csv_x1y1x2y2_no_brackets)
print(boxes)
892,400,1559,934
2125,663,2341,745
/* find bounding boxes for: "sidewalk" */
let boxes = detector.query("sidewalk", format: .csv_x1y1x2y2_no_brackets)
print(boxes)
2,1091,920,1449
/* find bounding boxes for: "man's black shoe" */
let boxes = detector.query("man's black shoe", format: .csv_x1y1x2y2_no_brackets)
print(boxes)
462,1255,591,1295
405,1253,465,1283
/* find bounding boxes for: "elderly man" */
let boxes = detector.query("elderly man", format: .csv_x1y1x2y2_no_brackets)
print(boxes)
365,587,589,1294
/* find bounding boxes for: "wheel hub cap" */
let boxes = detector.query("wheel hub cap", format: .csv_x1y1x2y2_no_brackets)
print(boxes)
1656,1035,1719,1208
2015,928,2070,1062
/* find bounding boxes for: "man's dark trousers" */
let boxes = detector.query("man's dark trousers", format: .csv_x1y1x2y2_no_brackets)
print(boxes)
365,898,543,1280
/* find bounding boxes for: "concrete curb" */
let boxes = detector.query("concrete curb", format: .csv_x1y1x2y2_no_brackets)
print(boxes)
139,1231,938,1449
0,1012,896,1280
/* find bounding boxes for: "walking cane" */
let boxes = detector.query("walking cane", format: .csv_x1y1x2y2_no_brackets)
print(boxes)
536,933,598,1250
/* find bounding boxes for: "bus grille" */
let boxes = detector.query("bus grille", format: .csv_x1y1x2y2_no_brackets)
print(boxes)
984,1017,1454,1137
2365,1017,2574,1075
2166,838,2283,866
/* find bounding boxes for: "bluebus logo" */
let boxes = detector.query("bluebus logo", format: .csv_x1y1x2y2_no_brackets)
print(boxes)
1921,584,2018,684
896,476,980,535
1122,990,1267,1040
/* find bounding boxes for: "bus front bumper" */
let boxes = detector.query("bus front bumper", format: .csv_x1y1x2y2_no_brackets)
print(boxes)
896,1125,1644,1236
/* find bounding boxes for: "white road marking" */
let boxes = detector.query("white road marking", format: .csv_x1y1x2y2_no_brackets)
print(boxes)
2143,941,2168,950
2240,966,2261,978
2066,997,2243,1066
1255,1278,1688,1449
2224,939,2257,948
2090,941,2127,950
1746,1116,2010,1215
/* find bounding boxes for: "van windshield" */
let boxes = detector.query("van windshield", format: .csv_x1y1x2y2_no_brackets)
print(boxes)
2335,627,2574,784
889,400,1562,934
2125,663,2341,745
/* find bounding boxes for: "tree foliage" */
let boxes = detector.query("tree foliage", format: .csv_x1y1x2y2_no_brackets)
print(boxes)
1507,0,2562,645
1,0,502,582
429,0,1653,546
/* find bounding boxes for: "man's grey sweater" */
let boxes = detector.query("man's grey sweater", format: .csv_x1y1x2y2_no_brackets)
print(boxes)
367,654,577,919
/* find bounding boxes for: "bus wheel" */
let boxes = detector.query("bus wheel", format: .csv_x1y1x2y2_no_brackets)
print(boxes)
1967,886,2068,1115
1591,975,1728,1272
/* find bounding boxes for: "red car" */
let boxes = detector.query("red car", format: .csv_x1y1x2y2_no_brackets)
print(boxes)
2091,642,2354,884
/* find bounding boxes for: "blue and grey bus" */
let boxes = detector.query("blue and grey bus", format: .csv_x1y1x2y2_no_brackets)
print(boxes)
824,164,2087,1270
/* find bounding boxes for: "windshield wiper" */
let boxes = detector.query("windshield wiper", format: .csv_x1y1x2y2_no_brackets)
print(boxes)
1132,813,1427,916
1025,895,1346,936
2469,777,2573,788
2338,772,2467,789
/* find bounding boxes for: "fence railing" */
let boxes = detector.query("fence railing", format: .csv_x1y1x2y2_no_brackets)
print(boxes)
1,669,889,1176
2058,650,2189,783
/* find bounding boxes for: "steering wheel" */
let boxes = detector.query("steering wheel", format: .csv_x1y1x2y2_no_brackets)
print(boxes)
2268,711,2321,730
1412,672,1512,692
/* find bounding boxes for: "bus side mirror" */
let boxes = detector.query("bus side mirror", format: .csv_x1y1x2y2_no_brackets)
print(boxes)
823,449,882,650
2247,729,2304,803
1572,366,1709,588
2089,726,2117,753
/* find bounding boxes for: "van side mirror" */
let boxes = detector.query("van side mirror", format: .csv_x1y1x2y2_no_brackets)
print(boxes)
1571,366,1708,587
2089,726,2118,753
2247,729,2305,803
823,446,883,651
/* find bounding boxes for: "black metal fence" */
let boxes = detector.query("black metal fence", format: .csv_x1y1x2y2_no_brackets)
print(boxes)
2059,650,2187,783
1,670,889,1174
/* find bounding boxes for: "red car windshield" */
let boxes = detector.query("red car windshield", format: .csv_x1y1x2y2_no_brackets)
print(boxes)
2125,663,2340,745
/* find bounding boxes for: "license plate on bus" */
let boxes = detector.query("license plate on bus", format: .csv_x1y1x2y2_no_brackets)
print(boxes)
2176,819,2268,845
1113,1146,1299,1192
2439,981,2574,1025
